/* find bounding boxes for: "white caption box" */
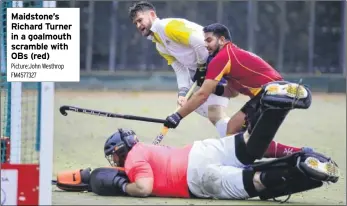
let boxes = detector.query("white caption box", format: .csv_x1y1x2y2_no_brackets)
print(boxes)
1,169,18,206
6,8,80,82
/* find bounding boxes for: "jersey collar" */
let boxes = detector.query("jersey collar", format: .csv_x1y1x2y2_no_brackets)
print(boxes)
147,18,160,42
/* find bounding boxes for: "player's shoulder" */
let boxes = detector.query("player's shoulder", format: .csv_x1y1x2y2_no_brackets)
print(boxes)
127,143,147,157
160,17,198,24
153,18,178,29
159,18,203,31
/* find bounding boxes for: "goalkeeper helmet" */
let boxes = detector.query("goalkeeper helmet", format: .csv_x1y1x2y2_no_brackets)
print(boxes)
104,128,139,167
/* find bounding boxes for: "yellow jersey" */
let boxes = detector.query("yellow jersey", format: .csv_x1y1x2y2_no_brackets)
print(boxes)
147,18,208,89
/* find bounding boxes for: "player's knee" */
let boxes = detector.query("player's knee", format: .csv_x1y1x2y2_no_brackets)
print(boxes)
201,165,223,195
226,111,247,135
259,169,288,189
89,168,120,196
252,172,265,192
208,105,227,125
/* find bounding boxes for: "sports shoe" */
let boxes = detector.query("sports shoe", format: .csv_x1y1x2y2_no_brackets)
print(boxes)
304,156,339,183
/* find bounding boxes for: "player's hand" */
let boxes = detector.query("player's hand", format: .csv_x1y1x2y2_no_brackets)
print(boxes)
164,112,182,129
177,96,187,107
193,63,207,86
113,174,129,193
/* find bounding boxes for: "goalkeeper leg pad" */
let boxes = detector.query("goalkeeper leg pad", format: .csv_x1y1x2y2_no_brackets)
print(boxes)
55,167,92,192
247,151,339,202
261,81,312,109
257,167,323,202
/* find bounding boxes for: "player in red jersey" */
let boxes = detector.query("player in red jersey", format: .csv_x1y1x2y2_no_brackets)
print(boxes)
163,23,311,158
201,23,283,135
87,90,339,201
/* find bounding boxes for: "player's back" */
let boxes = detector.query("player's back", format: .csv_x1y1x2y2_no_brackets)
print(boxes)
215,43,283,96
230,44,282,82
125,142,193,198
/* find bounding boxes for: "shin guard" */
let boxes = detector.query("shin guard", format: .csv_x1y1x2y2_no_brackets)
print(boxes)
246,107,290,160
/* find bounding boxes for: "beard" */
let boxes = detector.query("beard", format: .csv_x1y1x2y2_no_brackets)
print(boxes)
142,28,152,37
211,44,221,57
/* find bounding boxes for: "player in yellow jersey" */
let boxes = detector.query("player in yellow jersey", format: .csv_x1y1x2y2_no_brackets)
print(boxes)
128,1,233,137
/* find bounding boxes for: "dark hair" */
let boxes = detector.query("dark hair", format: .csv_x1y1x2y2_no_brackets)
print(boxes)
203,23,232,41
128,1,156,21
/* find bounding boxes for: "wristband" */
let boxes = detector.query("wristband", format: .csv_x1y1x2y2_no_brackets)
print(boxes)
178,87,189,97
214,85,224,96
122,183,127,193
175,112,183,119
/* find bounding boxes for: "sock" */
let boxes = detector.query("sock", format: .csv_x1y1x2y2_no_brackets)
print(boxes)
264,141,301,158
215,117,230,137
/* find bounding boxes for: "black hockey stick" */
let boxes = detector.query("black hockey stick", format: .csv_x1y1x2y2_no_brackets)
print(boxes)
59,105,167,124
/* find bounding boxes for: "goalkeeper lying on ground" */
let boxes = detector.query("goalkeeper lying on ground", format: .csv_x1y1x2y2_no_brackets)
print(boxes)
56,81,339,202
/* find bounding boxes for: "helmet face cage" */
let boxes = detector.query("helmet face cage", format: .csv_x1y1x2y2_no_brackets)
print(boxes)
106,152,117,167
105,145,127,167
104,128,138,167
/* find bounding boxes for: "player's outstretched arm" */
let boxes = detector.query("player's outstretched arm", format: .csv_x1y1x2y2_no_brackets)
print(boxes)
177,79,219,118
164,79,219,129
164,54,230,129
125,177,153,197
176,54,228,119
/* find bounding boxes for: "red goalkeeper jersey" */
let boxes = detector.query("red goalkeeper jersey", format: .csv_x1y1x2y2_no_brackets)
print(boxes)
205,42,283,97
124,143,193,198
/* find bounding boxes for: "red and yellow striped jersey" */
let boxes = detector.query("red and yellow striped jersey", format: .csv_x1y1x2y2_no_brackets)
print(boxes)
206,42,283,97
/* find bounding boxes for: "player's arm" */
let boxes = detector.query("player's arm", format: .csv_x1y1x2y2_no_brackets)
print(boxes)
125,177,153,197
125,161,154,197
164,20,208,65
176,56,231,118
156,44,191,96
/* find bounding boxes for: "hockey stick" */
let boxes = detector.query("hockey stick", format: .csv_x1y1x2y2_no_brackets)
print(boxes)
152,81,198,145
59,105,167,124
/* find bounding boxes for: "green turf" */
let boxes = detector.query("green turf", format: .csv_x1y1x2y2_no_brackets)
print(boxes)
52,91,346,205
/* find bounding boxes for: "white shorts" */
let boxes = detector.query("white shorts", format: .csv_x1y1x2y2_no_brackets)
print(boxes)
187,135,250,199
190,83,230,118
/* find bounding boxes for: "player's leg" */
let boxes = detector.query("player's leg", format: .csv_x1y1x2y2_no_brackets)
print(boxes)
226,110,247,135
239,81,312,162
208,104,230,137
197,164,322,201
247,150,339,202
198,164,251,200
194,93,231,137
195,150,339,201
226,89,309,158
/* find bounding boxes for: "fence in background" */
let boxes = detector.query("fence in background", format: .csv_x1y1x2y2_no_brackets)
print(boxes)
56,0,346,75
